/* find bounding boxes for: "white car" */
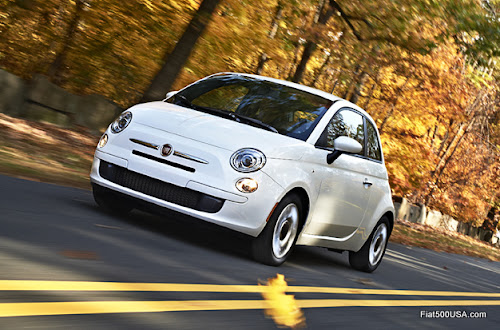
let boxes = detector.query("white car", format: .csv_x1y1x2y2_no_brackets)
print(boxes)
90,73,395,272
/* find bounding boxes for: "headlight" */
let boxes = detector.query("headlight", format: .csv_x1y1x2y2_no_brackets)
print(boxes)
110,111,132,133
230,148,266,173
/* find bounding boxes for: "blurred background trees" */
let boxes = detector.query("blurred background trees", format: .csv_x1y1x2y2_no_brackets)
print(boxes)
0,0,499,224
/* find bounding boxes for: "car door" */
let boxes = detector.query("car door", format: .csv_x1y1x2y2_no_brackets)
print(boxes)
303,108,373,239
360,118,390,226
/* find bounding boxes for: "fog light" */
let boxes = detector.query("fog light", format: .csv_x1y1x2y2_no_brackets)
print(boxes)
97,133,108,148
236,178,258,193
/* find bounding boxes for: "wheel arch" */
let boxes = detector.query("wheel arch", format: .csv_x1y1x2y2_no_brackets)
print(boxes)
382,210,394,234
284,187,310,234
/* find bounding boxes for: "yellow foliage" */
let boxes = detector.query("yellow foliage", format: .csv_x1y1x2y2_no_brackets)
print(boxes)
260,274,305,329
0,0,497,222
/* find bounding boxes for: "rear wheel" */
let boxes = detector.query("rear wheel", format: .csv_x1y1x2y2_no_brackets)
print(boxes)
92,184,134,215
252,194,302,266
349,217,390,273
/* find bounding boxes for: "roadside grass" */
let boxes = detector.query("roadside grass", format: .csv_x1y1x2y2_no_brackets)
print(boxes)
0,113,97,189
390,220,500,262
1,112,499,262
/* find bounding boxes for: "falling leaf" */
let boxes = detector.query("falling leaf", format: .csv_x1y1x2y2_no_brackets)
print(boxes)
260,274,305,329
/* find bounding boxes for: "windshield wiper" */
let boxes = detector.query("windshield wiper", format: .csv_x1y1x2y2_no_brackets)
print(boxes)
229,112,278,133
173,94,195,108
173,95,231,117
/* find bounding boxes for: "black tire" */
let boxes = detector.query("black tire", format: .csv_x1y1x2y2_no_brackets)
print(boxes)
92,184,134,215
349,217,390,273
252,194,303,266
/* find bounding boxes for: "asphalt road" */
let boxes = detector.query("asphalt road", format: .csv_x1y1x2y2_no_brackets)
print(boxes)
0,174,499,329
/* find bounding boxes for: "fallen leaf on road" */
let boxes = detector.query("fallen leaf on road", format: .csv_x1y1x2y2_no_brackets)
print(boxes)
60,250,99,260
354,278,375,286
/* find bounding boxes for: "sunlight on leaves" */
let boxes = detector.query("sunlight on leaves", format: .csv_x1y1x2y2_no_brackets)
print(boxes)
260,274,305,329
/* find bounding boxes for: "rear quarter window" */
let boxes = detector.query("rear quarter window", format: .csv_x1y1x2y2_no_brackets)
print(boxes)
366,120,382,161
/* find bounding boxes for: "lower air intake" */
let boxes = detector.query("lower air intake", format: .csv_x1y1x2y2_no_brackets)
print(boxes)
99,160,224,213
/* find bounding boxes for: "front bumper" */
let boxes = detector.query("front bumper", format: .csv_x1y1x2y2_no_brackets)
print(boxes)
90,129,284,237
98,159,226,213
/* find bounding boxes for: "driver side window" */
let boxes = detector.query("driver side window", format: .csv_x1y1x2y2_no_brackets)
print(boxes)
318,109,365,156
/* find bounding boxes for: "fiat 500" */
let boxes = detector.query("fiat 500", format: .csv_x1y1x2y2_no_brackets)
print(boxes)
90,73,395,272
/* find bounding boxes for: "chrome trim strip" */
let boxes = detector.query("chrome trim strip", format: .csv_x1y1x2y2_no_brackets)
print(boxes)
300,230,357,242
173,151,209,164
130,138,159,150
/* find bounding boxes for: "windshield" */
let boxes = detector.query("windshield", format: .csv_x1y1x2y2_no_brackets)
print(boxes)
167,74,333,141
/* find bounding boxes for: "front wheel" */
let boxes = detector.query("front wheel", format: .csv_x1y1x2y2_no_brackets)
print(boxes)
349,217,390,273
252,194,303,266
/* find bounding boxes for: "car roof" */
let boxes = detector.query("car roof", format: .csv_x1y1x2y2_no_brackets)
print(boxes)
201,72,376,124
207,72,344,103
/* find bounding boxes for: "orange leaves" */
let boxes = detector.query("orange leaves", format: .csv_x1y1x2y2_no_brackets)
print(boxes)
367,31,499,224
260,274,305,329
0,0,497,224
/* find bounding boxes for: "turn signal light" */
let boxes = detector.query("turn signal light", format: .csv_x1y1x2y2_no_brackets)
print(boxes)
236,178,258,193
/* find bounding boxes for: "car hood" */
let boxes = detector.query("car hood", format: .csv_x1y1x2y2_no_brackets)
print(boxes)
128,102,309,159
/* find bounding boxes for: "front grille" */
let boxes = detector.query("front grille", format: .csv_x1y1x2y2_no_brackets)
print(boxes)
99,160,224,213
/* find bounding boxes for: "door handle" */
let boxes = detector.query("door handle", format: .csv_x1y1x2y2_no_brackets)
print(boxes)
363,179,373,187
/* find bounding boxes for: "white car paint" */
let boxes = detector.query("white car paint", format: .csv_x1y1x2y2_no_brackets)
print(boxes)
90,72,394,263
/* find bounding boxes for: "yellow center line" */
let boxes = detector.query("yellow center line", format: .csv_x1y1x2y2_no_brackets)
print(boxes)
0,280,499,297
1,299,499,318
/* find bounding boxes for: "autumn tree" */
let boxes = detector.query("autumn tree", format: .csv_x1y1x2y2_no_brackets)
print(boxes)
0,0,498,224
140,0,220,102
47,0,89,85
255,1,283,75
289,0,446,84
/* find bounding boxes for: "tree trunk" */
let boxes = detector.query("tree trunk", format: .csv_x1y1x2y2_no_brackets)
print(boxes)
432,118,475,179
362,72,379,109
286,42,302,79
291,41,318,83
425,118,475,205
429,117,440,150
437,119,453,157
47,0,86,85
343,64,361,99
349,46,379,104
313,0,327,23
378,77,409,133
311,51,332,87
255,53,269,75
291,0,335,83
425,88,489,205
330,69,342,94
141,0,220,102
349,70,368,104
379,102,396,133
431,123,465,177
432,89,486,176
255,2,283,75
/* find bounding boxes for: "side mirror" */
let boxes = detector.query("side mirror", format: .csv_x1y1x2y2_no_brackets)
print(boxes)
327,136,362,164
164,91,178,101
